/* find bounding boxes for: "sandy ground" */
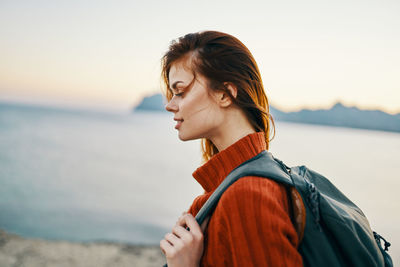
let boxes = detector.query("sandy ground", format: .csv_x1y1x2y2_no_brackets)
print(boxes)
0,230,165,267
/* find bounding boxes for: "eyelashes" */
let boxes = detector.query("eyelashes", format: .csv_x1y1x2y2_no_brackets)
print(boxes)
168,88,183,98
171,87,185,97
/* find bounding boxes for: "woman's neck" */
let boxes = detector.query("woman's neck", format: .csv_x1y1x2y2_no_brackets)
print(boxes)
209,107,256,152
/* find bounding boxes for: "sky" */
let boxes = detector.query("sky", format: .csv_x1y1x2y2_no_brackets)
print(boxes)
0,0,399,113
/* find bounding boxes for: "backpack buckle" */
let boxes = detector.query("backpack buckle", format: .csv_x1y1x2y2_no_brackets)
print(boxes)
373,231,391,251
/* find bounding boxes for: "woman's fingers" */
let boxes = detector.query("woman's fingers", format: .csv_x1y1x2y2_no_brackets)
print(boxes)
160,239,173,255
175,211,188,225
160,213,206,266
177,212,210,233
164,232,183,248
172,225,192,242
200,216,210,232
176,213,203,240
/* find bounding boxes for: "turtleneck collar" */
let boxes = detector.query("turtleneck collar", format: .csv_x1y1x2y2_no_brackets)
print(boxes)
192,132,267,193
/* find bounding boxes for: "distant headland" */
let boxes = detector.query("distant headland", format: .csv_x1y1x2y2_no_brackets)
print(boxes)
134,93,400,133
134,94,166,112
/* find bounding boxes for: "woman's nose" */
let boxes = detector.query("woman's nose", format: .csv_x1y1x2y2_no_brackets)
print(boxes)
165,99,178,113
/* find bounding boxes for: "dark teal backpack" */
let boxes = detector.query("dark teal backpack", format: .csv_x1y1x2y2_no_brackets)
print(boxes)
195,150,393,267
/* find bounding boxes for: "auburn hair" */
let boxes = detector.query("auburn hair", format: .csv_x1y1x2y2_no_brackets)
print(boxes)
161,31,275,162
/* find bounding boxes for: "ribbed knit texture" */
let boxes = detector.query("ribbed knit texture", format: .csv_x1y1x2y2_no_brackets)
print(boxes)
189,132,303,267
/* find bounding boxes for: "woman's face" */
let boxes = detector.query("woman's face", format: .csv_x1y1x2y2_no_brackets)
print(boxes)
165,60,224,142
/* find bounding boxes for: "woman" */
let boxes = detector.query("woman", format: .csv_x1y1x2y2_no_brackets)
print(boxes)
159,31,303,267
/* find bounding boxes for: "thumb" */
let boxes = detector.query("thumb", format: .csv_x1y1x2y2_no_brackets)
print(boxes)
200,216,210,233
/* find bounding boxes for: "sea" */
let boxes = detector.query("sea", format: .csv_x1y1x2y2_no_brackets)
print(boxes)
0,102,399,263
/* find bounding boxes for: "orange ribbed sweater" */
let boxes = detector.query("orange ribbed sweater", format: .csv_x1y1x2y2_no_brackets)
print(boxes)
188,132,303,267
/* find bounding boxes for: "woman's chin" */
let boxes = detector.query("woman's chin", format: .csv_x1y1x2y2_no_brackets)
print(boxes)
178,133,191,141
178,132,199,142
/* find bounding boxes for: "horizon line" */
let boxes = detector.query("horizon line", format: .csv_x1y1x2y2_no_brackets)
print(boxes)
1,97,399,116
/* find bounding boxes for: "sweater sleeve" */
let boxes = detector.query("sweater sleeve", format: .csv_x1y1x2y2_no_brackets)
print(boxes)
200,176,303,267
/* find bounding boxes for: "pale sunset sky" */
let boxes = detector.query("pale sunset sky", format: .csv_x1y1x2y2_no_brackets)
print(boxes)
0,0,399,113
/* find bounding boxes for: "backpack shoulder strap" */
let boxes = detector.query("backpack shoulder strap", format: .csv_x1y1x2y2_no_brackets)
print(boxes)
195,150,293,225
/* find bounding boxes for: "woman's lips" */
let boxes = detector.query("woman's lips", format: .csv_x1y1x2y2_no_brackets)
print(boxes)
175,119,183,129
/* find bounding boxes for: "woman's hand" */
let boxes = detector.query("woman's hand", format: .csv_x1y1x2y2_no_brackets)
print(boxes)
160,212,209,267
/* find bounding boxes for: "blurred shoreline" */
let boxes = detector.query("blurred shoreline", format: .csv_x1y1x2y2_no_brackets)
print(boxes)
0,229,164,267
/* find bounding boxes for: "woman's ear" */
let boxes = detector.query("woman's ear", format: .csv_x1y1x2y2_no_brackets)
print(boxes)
217,82,237,108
